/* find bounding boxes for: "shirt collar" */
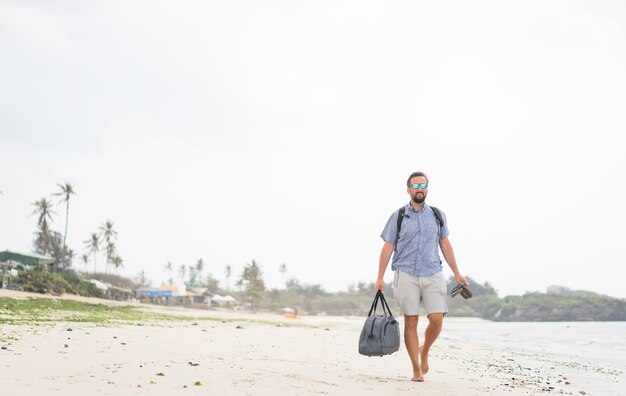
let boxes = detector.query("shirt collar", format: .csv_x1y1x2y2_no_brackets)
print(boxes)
406,202,429,214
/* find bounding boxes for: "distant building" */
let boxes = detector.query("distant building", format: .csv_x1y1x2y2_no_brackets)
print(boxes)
135,286,175,304
189,287,211,305
547,285,570,294
210,294,238,308
89,279,133,301
1,250,55,288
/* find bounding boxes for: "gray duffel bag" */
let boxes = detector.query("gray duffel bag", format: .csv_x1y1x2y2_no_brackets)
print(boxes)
358,290,400,357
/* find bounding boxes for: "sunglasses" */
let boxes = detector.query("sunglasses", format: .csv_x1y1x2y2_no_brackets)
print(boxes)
410,183,428,189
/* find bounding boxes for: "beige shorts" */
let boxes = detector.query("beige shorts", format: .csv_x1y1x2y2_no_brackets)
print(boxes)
393,270,448,317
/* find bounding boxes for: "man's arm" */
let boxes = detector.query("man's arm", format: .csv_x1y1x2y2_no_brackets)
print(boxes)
375,241,395,292
439,237,468,286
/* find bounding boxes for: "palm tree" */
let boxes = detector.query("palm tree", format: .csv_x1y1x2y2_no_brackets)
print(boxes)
195,258,204,275
238,259,265,310
190,258,204,286
98,220,117,274
84,233,100,274
178,264,187,283
279,263,288,288
112,255,123,272
104,241,118,274
53,182,76,249
31,198,56,255
99,220,118,240
32,198,55,228
135,270,149,288
225,264,232,291
63,248,75,271
164,261,174,284
81,254,89,274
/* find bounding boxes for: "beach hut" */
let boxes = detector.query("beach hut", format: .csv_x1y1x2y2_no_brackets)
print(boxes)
186,288,215,308
106,285,133,301
0,250,55,288
87,279,133,301
135,287,174,304
210,294,238,308
0,250,55,269
89,279,109,290
161,283,183,305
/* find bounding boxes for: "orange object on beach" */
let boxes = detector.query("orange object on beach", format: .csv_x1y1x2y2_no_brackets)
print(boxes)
282,307,298,319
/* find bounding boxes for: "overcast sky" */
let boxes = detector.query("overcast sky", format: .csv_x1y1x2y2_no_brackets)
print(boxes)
1,0,625,298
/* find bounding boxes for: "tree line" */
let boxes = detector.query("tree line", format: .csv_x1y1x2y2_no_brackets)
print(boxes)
219,266,626,321
159,259,220,292
29,182,123,275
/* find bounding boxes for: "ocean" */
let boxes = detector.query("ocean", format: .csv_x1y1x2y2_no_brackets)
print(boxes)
439,319,626,394
442,319,626,366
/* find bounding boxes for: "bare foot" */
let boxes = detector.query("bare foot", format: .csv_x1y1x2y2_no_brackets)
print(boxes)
411,373,425,382
419,347,429,375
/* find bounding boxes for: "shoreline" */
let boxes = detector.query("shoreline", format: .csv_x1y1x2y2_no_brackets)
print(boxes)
1,290,623,395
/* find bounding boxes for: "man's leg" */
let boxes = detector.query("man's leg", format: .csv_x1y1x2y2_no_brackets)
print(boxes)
403,315,424,382
420,312,443,375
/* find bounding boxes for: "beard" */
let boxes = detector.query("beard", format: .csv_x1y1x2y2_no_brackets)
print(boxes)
412,194,426,204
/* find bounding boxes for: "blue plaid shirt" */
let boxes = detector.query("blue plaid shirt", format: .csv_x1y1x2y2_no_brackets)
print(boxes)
380,203,449,277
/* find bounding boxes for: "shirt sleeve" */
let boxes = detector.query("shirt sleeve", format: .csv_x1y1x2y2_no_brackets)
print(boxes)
380,210,400,245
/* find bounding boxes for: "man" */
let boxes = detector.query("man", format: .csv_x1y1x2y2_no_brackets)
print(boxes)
375,171,468,382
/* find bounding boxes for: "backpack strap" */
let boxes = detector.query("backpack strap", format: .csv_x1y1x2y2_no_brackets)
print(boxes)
430,206,443,236
395,207,406,247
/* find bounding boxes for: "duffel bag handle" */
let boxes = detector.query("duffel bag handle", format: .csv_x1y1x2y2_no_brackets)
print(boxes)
368,290,391,317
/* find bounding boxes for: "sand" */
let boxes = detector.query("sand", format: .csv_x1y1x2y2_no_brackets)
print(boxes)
0,289,614,395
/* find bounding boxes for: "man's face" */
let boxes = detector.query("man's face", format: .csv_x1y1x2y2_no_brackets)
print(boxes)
407,176,428,204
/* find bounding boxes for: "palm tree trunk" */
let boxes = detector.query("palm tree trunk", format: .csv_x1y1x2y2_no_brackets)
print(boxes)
63,200,69,248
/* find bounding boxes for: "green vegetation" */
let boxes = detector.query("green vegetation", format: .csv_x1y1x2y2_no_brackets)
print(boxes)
81,272,137,290
487,292,626,321
233,279,396,316
236,260,266,310
31,197,59,262
1,297,139,324
0,296,314,327
445,277,626,321
99,220,123,274
8,250,625,322
17,269,105,298
237,275,626,321
0,297,207,325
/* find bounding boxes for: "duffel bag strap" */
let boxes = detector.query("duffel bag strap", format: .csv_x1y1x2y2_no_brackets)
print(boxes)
367,290,381,317
378,292,394,319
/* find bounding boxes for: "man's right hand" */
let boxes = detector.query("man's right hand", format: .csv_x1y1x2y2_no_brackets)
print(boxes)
374,278,384,292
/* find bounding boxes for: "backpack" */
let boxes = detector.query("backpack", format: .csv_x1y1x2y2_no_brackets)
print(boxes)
396,205,444,244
